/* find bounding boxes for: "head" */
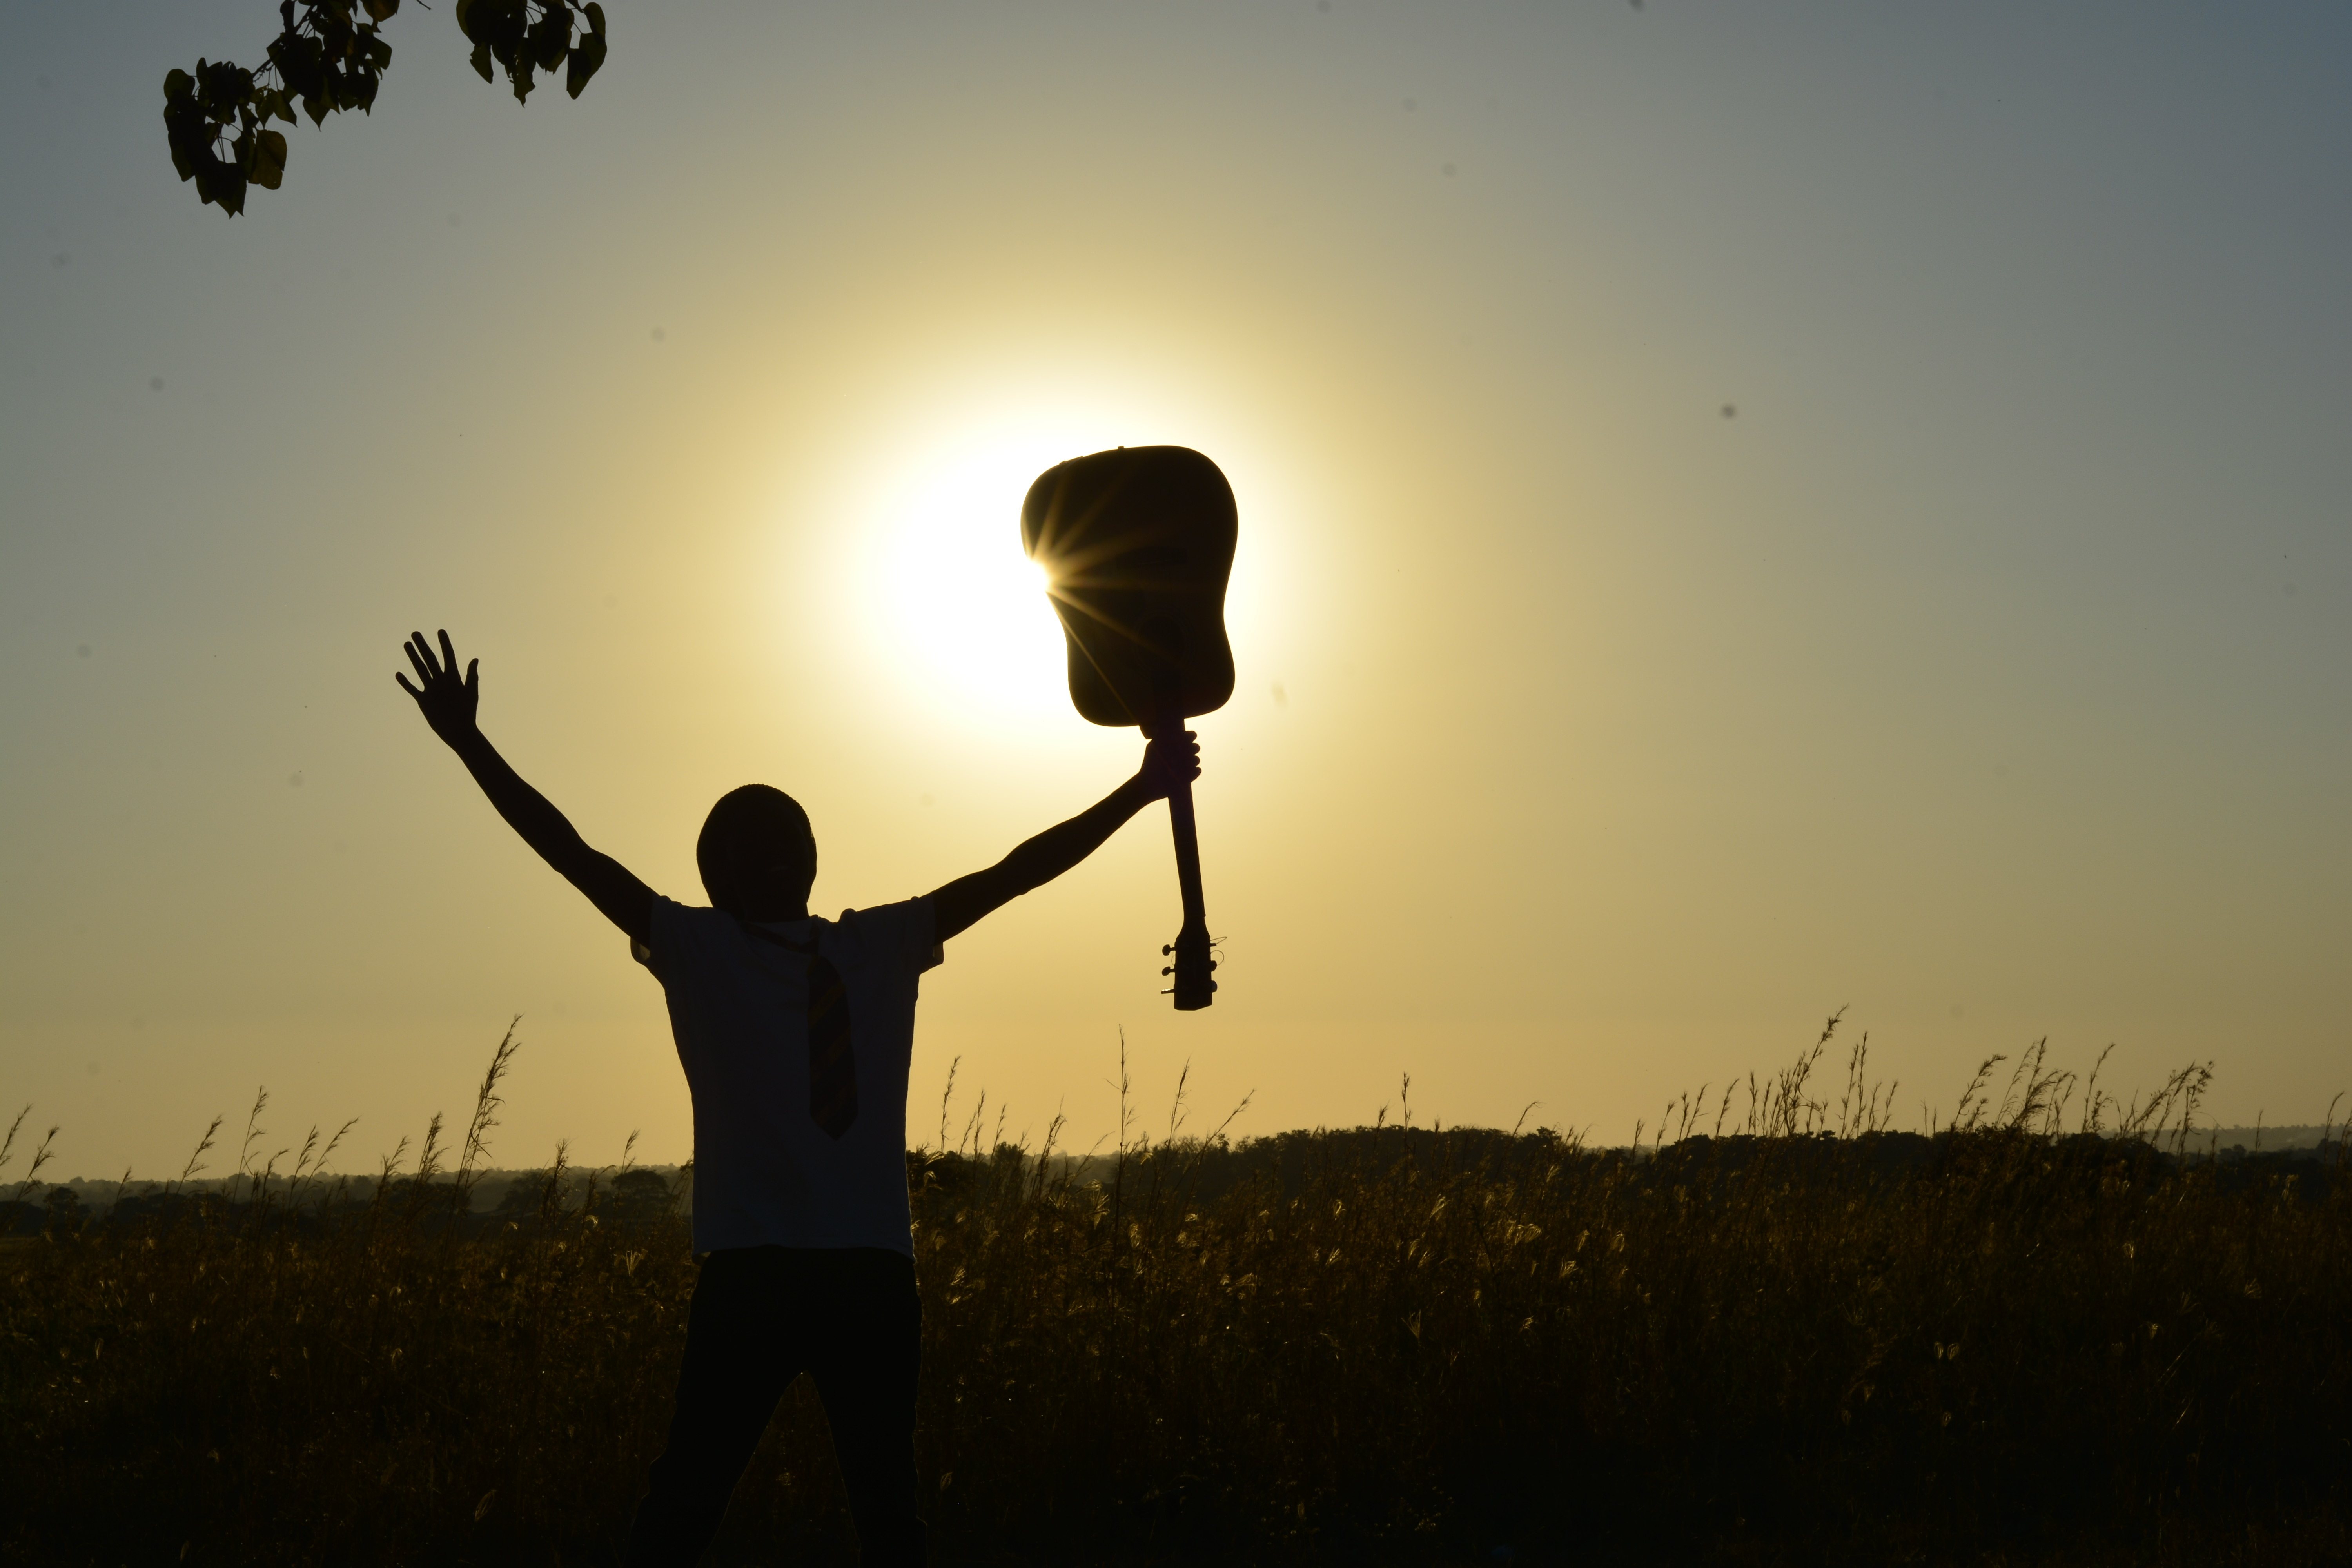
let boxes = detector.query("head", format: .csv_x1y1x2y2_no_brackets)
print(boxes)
697,785,817,920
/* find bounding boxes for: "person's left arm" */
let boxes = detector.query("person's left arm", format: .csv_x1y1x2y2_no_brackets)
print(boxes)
926,730,1200,942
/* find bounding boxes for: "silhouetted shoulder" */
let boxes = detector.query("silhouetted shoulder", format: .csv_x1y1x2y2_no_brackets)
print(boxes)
833,898,942,976
632,896,743,984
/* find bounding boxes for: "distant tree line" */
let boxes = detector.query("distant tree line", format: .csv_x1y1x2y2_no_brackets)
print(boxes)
12,1128,2344,1241
3,1164,685,1238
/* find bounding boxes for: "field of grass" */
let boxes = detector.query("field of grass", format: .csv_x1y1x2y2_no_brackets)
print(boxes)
4,1023,2349,1566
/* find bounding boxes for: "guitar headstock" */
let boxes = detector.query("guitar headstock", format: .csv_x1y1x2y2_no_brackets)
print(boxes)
1161,917,1216,1011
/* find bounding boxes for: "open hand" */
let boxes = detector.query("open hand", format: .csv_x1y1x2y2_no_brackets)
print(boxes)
1136,728,1202,801
396,629,480,748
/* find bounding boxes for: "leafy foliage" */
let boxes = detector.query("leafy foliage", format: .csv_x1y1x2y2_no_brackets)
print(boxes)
456,0,610,102
162,0,608,217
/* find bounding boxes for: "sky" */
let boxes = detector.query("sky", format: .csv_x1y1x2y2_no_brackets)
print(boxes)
5,1,2348,1183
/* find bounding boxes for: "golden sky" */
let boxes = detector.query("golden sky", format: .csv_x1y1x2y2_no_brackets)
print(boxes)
5,2,2348,1179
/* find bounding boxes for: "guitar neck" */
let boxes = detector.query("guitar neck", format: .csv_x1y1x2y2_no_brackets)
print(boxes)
1152,699,1214,1010
1165,768,1207,929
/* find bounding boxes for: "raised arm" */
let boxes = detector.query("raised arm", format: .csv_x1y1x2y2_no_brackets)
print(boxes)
927,730,1201,943
395,630,655,947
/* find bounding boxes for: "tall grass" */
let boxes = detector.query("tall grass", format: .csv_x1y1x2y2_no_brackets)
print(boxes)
4,1020,2348,1566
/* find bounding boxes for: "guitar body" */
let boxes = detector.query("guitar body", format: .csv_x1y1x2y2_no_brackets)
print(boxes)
1020,446,1237,727
1022,446,1236,1009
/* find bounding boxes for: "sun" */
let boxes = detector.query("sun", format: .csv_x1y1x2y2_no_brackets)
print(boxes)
853,432,1076,732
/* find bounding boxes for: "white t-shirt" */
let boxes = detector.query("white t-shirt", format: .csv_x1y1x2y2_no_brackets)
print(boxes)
637,894,942,1257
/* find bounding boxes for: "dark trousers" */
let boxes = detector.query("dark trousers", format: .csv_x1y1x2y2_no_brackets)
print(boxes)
626,1245,926,1567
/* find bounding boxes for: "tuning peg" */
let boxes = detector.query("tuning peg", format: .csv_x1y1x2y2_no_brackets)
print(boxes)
1161,943,1175,956
1161,966,1174,976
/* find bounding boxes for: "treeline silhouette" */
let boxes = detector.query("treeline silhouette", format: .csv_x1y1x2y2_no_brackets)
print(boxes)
4,1029,2349,1564
2,1164,688,1238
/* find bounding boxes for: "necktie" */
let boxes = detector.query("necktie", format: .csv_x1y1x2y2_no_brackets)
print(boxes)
740,921,858,1140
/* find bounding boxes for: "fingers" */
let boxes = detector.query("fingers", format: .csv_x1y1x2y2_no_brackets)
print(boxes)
464,658,479,690
401,631,471,687
395,672,423,698
1142,729,1203,789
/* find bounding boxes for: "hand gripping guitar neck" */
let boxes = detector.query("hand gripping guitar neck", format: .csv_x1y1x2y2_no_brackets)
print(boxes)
1022,446,1236,1011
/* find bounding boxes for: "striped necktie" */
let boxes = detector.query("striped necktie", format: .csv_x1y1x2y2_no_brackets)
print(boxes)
739,920,858,1140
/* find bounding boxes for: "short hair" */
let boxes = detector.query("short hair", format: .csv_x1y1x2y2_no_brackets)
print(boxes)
696,785,817,912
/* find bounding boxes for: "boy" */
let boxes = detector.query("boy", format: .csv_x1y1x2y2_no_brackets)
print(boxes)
395,628,1198,1566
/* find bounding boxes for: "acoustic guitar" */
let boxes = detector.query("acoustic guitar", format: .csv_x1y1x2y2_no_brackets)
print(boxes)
1021,446,1236,1010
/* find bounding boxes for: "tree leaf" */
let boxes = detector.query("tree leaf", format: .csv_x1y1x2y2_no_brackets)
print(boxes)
361,0,400,20
198,160,248,216
164,125,199,181
469,42,494,84
164,68,196,103
271,33,325,104
250,128,288,190
585,2,606,36
565,32,606,99
529,9,570,71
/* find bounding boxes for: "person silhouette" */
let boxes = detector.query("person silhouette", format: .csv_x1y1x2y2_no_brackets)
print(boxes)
396,628,1198,1566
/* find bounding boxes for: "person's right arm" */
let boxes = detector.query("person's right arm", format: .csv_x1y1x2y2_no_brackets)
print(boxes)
926,730,1200,942
396,630,655,949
